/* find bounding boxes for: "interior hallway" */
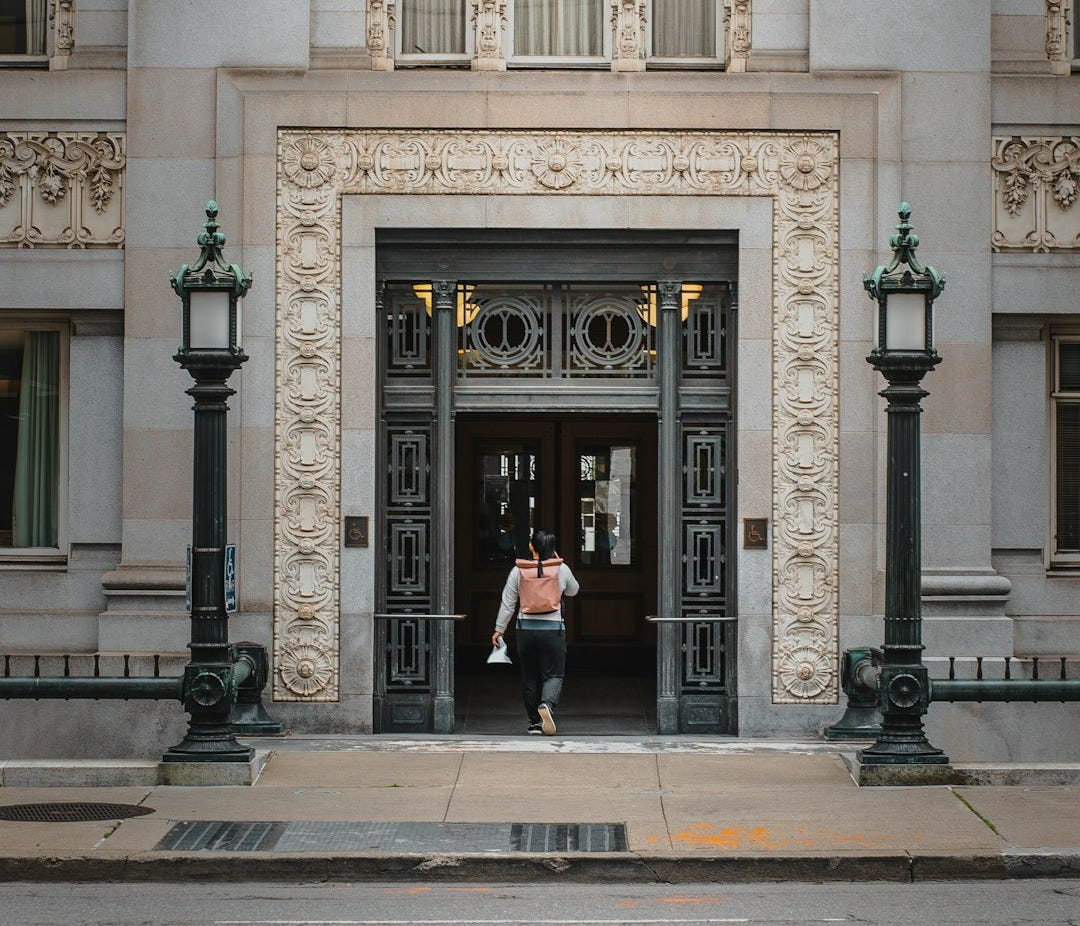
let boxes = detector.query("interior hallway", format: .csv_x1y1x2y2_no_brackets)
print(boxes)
454,669,658,736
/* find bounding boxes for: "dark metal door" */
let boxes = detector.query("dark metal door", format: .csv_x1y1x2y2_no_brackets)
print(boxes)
453,418,658,674
375,259,737,735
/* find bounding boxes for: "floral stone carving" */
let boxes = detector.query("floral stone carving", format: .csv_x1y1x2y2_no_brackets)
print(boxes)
0,132,125,248
993,136,1080,251
276,129,839,704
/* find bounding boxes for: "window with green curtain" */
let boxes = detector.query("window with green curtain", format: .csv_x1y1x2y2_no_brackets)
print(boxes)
651,0,715,57
1056,341,1080,555
400,0,467,55
514,0,603,57
1,330,59,548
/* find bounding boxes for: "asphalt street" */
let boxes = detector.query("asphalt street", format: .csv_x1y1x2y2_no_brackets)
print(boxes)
2,880,1079,926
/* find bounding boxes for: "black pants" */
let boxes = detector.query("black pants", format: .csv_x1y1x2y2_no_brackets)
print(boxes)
516,627,565,724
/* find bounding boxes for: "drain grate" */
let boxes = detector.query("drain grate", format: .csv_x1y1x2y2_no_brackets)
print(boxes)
154,821,628,853
0,802,155,823
155,821,284,851
512,823,627,852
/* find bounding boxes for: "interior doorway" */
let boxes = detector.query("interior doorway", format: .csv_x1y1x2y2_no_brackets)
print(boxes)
454,416,658,734
374,229,738,736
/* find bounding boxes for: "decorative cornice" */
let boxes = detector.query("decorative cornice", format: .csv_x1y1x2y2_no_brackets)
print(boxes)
275,129,840,705
992,135,1080,252
0,132,125,248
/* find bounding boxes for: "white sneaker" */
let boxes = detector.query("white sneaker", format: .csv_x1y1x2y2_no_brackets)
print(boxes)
538,703,556,736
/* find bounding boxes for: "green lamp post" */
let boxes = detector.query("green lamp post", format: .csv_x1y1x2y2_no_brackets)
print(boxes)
859,203,950,767
163,201,253,763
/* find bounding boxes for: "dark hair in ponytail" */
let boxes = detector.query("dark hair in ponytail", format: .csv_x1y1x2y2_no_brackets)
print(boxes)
530,529,557,575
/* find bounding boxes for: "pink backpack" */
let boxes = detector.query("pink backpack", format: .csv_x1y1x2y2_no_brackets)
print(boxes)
516,557,563,614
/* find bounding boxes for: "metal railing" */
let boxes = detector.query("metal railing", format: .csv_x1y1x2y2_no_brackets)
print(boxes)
0,644,283,735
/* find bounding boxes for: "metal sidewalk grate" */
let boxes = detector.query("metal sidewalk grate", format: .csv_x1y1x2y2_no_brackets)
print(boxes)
154,821,285,851
154,821,627,853
512,823,627,852
0,802,155,823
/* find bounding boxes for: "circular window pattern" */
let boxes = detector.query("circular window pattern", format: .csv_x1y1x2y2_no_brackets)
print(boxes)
570,295,647,371
466,296,544,371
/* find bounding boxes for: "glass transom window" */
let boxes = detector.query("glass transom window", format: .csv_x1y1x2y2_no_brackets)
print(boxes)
394,0,724,66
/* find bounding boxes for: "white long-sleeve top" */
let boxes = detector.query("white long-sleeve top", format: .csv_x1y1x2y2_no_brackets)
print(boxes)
494,562,580,634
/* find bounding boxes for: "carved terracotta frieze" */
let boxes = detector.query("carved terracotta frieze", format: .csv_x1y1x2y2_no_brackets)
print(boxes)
276,129,839,705
0,132,124,248
993,135,1080,251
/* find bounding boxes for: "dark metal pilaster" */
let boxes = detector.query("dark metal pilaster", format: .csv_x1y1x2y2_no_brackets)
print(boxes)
431,280,457,733
656,281,682,733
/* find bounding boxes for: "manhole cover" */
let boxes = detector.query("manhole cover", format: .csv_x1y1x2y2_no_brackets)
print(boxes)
0,802,155,823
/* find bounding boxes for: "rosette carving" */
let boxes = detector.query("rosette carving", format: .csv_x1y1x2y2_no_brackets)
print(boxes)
276,129,839,704
0,132,125,248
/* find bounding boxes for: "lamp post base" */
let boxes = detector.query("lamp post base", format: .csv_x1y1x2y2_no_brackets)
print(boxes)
163,728,254,764
843,753,957,787
857,740,950,766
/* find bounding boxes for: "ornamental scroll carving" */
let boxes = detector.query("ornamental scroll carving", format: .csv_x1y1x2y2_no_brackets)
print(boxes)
367,0,395,70
1046,1,1072,74
50,0,75,63
726,0,751,72
0,132,124,248
611,0,646,71
276,129,839,704
473,0,508,70
992,136,1080,251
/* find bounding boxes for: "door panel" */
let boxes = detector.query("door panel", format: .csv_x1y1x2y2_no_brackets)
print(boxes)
455,417,656,666
559,420,657,654
455,421,556,648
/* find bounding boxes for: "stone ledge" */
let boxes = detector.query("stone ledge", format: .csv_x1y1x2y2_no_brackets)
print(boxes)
0,751,270,788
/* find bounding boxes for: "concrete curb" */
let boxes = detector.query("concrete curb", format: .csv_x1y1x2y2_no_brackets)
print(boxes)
2,851,1080,883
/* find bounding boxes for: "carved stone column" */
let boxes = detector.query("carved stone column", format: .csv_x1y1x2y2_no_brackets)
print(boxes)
49,0,74,71
472,0,508,70
1046,1,1072,75
726,0,750,73
368,0,396,71
611,0,646,72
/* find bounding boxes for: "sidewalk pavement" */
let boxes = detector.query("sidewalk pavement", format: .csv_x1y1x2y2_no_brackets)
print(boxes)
1,735,1080,884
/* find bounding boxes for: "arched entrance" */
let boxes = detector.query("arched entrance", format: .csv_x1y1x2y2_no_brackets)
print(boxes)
374,231,737,734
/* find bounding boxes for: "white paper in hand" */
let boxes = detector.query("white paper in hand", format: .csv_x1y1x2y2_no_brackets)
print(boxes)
487,640,512,665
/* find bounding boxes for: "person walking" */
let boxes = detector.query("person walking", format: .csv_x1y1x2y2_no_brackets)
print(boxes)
491,528,579,735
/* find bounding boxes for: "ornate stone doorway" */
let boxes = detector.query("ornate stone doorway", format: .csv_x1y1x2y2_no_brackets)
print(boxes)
273,130,841,725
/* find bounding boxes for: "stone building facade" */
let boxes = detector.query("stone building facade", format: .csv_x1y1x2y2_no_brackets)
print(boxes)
0,0,1078,760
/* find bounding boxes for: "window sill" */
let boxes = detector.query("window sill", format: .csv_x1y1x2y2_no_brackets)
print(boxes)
0,550,68,570
0,55,48,68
